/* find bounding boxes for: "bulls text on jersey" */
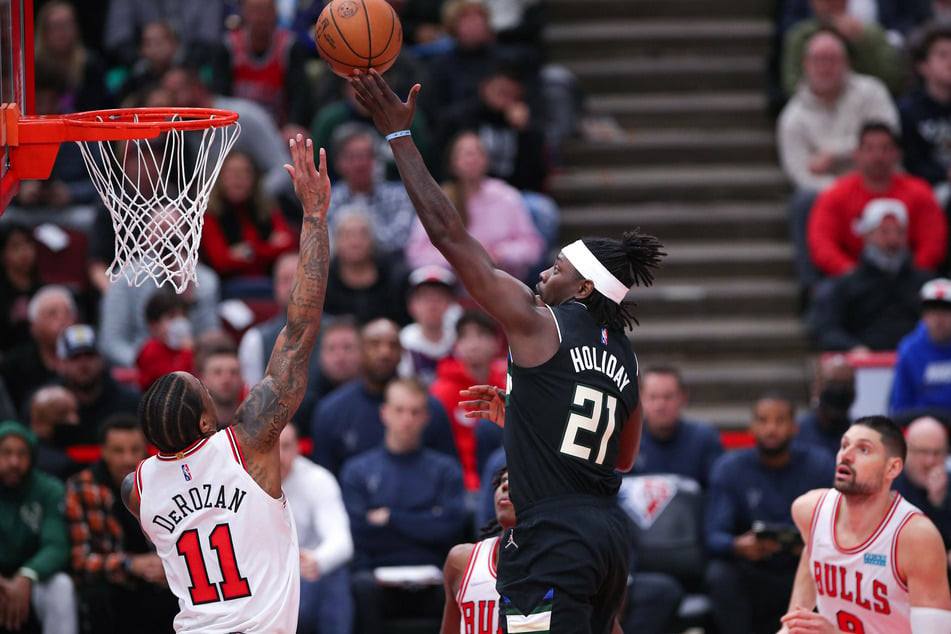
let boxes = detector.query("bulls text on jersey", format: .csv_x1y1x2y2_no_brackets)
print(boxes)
813,563,891,615
461,599,502,634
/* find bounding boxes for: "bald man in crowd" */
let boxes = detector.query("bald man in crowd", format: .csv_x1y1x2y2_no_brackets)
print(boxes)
892,416,951,575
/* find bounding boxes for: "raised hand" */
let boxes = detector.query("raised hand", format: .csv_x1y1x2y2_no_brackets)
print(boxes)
284,134,330,221
459,385,506,428
347,69,420,137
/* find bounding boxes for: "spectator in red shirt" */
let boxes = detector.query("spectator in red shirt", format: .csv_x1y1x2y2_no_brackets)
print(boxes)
201,150,297,296
429,309,507,492
135,291,194,390
807,121,948,278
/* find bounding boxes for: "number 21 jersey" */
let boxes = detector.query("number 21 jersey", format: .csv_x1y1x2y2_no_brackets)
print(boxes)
505,301,640,510
136,427,300,633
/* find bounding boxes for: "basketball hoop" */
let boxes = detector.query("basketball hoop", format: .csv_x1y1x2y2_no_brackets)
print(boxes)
9,107,241,293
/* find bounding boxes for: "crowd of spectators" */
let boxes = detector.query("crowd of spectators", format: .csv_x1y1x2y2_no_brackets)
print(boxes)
6,1,951,633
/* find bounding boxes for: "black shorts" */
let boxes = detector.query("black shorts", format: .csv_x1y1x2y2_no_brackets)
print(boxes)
496,495,634,634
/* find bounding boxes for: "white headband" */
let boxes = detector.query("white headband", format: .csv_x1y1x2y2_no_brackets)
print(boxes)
561,240,629,304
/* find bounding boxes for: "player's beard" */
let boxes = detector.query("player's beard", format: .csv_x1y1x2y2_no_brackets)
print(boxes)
833,467,882,497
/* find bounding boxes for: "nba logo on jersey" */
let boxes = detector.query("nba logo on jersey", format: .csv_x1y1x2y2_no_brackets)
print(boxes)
182,464,192,481
601,328,608,345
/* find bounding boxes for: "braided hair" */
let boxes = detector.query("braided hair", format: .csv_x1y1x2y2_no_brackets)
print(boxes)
139,372,205,454
578,230,666,332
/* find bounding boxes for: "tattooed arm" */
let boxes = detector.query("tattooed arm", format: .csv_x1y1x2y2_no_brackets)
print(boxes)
233,135,331,498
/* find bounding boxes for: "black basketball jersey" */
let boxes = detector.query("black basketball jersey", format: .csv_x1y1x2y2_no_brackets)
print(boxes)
504,302,640,511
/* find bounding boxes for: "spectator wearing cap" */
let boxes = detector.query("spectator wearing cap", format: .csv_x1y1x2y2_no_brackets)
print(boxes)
399,265,463,386
810,200,933,351
807,121,948,280
0,419,78,634
324,123,417,260
48,325,140,448
776,30,899,297
890,278,951,423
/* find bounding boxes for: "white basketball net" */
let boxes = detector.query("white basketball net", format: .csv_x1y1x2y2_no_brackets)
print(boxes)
76,115,241,294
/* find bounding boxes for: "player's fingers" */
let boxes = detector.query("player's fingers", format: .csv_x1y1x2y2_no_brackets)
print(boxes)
302,137,317,173
365,69,389,99
407,83,421,108
288,134,303,167
351,88,371,110
316,147,327,176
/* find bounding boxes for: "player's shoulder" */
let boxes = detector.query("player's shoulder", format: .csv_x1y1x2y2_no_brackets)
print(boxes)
898,511,944,547
792,488,829,522
443,541,476,589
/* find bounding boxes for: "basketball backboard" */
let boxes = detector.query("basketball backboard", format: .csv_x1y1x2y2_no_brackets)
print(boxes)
0,0,33,211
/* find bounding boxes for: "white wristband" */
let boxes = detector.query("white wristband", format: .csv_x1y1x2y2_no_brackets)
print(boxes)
385,130,411,142
16,567,38,583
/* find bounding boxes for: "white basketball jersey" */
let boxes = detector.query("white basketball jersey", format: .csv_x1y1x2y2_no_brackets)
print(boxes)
809,489,921,634
457,535,502,634
136,428,300,634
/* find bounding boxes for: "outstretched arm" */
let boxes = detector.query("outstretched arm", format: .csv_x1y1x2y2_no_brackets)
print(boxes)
348,71,541,339
233,135,331,498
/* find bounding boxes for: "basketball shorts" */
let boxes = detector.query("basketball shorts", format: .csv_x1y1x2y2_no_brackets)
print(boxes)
496,495,634,634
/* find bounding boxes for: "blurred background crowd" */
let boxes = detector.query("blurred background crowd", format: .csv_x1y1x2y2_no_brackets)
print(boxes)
4,1,951,633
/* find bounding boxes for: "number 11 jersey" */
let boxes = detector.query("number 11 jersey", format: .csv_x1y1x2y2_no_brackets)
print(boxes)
136,427,300,633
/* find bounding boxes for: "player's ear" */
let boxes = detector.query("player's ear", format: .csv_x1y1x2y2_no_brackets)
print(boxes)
199,410,218,435
576,278,595,300
885,456,903,481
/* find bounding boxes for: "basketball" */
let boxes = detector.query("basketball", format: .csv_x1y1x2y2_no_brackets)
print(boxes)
314,0,403,78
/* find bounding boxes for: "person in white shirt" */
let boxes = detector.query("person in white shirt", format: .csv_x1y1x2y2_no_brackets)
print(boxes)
279,424,354,634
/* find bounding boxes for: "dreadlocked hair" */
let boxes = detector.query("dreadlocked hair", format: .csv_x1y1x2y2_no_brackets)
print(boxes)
579,229,666,332
139,373,205,454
